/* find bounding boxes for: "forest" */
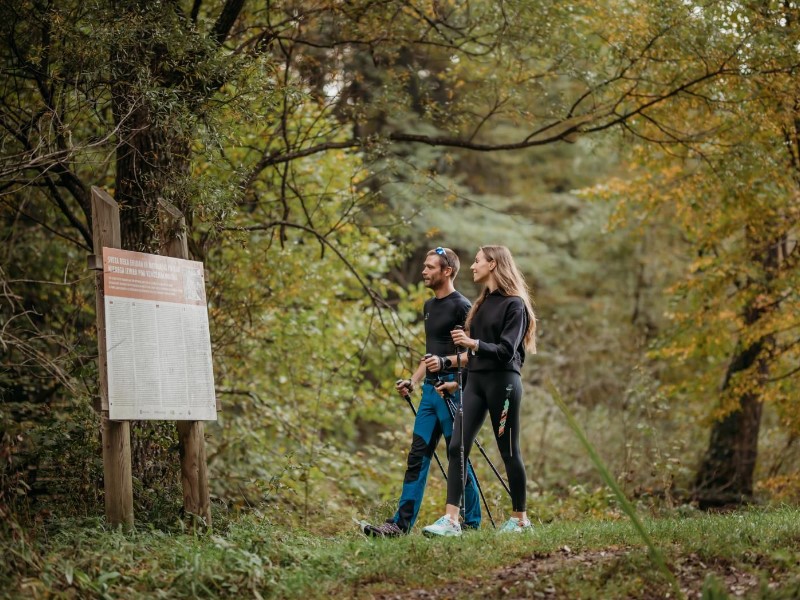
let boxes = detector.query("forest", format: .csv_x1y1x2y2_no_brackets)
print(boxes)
3,1,800,598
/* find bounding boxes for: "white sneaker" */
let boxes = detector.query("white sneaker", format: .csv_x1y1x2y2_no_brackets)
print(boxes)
497,516,532,533
422,515,462,537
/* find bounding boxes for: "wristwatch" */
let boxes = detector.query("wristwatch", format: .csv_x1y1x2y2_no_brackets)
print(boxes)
471,340,479,356
444,357,452,369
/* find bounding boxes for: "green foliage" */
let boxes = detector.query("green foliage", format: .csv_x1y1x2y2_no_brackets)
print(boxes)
193,98,416,517
0,198,99,518
579,0,800,500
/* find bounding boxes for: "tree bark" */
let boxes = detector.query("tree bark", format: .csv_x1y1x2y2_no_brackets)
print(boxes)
693,344,765,508
113,100,191,251
693,232,782,508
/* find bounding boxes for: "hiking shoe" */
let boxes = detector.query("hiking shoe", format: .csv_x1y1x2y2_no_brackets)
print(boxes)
361,520,404,538
497,517,532,533
422,515,462,537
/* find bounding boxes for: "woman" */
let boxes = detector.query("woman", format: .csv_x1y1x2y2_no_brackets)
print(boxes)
422,245,536,536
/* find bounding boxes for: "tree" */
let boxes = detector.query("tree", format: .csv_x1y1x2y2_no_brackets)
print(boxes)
587,0,800,505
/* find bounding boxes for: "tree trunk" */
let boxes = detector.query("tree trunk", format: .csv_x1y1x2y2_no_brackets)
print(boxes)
693,231,782,508
693,357,764,508
113,103,191,252
110,5,192,489
113,119,190,488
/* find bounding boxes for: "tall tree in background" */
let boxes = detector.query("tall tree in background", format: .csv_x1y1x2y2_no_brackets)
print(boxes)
690,0,800,504
591,0,800,506
111,1,246,250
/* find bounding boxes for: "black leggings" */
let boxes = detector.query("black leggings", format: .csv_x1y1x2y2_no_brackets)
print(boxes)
447,370,527,512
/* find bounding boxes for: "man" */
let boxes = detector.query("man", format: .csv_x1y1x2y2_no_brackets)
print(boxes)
361,247,482,537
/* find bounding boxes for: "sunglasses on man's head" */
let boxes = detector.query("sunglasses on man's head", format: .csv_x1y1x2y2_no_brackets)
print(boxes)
435,246,451,269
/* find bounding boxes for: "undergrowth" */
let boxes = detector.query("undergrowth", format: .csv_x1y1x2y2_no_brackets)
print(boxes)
4,504,800,599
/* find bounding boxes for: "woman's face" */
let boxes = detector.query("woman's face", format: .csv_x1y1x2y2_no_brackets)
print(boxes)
471,250,495,284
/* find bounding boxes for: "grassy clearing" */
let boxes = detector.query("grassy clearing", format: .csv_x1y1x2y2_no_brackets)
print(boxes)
3,506,800,599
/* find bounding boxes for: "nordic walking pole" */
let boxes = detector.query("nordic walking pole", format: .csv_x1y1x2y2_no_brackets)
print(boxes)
467,455,496,528
396,380,448,481
442,391,511,497
424,350,466,523
453,327,467,525
436,382,496,528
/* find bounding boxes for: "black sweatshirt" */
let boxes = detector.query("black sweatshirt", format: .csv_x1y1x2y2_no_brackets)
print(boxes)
468,290,528,374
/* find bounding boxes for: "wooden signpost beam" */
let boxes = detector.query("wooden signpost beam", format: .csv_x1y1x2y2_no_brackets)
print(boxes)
90,186,134,528
158,199,212,528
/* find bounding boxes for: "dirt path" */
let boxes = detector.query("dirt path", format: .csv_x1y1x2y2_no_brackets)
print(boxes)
373,545,769,599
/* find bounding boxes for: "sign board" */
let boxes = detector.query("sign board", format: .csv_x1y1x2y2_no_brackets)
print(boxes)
103,247,217,420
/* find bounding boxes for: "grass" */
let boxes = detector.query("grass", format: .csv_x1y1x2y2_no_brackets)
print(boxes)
550,381,681,596
4,506,800,599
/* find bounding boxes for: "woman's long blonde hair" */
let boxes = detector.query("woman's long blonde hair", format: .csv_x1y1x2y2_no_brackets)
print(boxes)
465,245,537,353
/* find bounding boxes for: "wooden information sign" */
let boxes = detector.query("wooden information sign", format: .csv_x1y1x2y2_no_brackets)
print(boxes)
103,247,217,421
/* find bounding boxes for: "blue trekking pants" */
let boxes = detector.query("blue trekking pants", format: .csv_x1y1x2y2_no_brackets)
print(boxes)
391,377,482,531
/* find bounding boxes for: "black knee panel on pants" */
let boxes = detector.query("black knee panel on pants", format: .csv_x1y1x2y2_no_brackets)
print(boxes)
403,433,433,484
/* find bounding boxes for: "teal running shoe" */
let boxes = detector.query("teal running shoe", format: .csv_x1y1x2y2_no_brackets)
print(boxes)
422,515,462,537
497,517,532,533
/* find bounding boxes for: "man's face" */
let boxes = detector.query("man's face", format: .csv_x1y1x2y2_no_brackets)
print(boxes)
422,256,450,289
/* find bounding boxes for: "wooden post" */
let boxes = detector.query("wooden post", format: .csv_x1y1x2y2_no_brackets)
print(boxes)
90,186,134,528
158,199,212,528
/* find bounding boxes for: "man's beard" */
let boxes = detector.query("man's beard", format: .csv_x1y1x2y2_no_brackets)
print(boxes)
426,274,444,290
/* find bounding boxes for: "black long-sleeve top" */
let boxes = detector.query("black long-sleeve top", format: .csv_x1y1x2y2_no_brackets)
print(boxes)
424,290,471,376
468,290,528,373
